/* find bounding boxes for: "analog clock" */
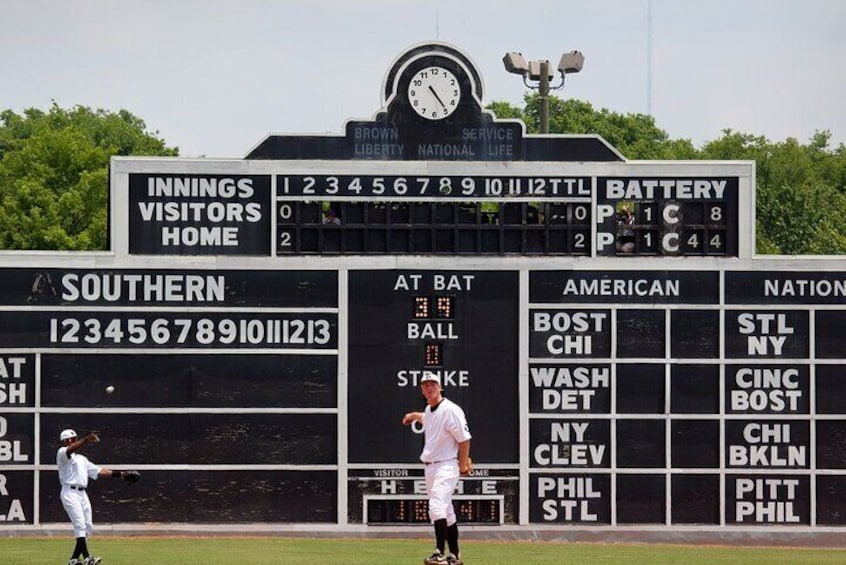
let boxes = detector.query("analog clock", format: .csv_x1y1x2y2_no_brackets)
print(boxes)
407,66,461,120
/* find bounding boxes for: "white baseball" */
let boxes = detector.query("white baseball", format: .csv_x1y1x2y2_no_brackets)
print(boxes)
105,385,115,394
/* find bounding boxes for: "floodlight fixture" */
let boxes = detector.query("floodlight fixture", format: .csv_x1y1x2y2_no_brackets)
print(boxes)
558,50,585,74
527,60,554,82
502,52,529,75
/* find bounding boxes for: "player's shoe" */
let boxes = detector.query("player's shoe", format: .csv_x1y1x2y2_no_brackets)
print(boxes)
67,560,81,565
447,554,463,565
82,557,102,565
424,551,448,564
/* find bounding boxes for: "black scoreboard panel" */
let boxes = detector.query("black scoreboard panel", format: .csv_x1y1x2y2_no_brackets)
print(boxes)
276,199,592,256
40,353,337,408
273,173,741,257
595,176,740,257
528,269,846,527
39,413,337,465
347,270,519,464
119,164,749,258
128,174,273,256
349,469,518,525
274,171,593,256
365,497,503,525
38,470,337,523
0,267,339,524
346,270,520,523
6,264,846,531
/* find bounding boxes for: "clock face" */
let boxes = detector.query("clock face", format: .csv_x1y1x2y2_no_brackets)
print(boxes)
407,66,461,120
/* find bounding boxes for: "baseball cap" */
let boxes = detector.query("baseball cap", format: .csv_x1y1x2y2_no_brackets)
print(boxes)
420,373,441,385
59,429,77,441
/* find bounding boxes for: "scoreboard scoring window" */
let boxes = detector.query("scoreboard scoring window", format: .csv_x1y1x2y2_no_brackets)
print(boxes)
274,173,595,256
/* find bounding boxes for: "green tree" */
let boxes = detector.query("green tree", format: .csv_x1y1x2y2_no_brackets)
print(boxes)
490,94,698,160
0,103,177,250
700,130,846,254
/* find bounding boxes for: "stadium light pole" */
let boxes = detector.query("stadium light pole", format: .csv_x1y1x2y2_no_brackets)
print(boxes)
502,51,585,134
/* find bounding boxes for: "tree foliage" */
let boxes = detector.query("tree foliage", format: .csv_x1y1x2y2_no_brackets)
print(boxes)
0,103,177,250
489,94,846,254
1,98,844,254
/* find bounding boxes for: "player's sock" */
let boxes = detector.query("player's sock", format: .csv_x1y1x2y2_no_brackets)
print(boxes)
433,518,447,553
447,522,460,557
72,537,87,559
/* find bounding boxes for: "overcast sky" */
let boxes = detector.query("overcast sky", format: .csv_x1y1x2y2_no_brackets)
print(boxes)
2,0,844,158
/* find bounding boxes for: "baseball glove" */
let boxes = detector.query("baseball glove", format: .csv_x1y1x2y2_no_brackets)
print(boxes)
122,470,141,484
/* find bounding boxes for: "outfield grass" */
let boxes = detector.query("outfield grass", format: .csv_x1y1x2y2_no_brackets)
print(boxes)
2,537,844,565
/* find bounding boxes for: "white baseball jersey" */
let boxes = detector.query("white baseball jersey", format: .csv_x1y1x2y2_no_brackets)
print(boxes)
420,398,472,463
56,446,101,487
57,446,102,538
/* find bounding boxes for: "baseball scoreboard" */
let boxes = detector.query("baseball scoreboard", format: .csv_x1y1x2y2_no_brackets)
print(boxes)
1,42,844,540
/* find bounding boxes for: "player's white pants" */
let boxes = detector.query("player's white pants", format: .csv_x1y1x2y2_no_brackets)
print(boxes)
60,486,94,538
425,459,459,526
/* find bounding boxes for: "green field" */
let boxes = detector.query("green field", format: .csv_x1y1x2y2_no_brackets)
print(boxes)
1,537,843,565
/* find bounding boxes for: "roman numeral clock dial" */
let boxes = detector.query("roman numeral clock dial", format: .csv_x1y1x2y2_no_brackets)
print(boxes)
407,66,461,120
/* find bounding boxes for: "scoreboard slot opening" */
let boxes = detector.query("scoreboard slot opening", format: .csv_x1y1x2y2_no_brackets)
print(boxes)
276,200,591,255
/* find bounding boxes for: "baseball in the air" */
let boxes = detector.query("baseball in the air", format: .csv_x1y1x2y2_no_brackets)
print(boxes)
105,385,115,394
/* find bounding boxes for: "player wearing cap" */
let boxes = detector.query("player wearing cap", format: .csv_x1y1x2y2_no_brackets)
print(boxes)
402,373,472,565
56,429,123,565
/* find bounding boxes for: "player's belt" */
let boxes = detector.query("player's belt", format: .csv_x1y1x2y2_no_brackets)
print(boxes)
68,485,86,491
424,458,456,465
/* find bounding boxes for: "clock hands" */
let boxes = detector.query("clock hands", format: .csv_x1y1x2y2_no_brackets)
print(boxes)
408,66,460,120
428,85,447,109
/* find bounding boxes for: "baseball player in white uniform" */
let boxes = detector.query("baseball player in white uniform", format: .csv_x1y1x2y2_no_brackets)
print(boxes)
402,373,472,565
56,429,121,565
